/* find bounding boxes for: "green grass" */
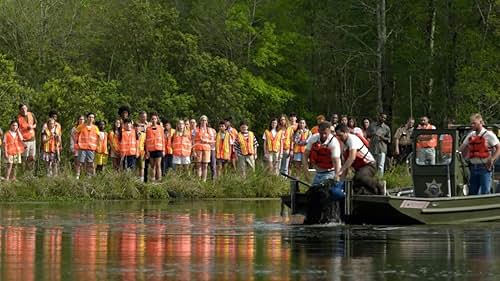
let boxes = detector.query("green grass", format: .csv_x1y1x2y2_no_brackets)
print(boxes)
382,164,413,189
0,164,290,201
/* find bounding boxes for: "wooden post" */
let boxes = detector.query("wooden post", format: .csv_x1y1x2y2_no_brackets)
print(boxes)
345,180,353,216
290,180,299,214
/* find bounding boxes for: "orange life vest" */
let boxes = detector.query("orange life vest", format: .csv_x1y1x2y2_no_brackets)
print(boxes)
216,131,231,160
77,124,99,151
309,137,334,170
17,112,35,141
120,130,138,156
281,127,294,151
238,132,255,156
440,135,453,154
264,129,282,153
164,128,175,155
193,128,211,151
145,125,164,152
293,129,311,154
416,124,437,148
468,131,489,159
5,131,25,156
355,132,370,147
108,131,120,153
311,126,319,135
342,135,371,171
43,128,58,153
172,132,192,157
96,132,108,154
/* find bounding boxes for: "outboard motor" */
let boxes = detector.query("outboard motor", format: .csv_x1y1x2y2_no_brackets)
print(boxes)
303,180,345,224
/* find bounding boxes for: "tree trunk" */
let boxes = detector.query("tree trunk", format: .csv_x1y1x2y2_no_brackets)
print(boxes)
376,0,386,113
426,0,436,114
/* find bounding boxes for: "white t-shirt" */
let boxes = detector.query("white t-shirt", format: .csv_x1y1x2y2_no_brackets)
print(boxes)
305,134,341,159
462,128,499,164
344,134,375,163
262,129,278,140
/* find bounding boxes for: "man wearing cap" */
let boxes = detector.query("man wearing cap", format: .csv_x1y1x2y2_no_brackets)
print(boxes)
310,115,326,135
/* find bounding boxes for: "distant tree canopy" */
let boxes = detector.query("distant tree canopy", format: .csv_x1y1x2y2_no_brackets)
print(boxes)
0,0,498,132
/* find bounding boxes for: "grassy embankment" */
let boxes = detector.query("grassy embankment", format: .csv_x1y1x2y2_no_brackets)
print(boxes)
0,164,412,201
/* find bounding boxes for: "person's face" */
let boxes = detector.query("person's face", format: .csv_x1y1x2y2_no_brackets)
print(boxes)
125,123,132,130
48,120,55,129
379,114,387,123
290,116,297,123
51,114,58,121
298,120,306,129
178,121,185,131
20,105,28,115
331,115,338,123
319,128,330,141
471,118,482,131
87,114,95,124
240,124,248,132
363,119,370,128
271,120,278,129
151,115,158,124
407,119,415,128
165,123,171,130
317,118,325,125
10,122,18,131
348,119,355,127
279,117,286,126
115,120,121,128
98,122,105,130
336,130,348,142
200,118,208,127
225,121,231,128
219,124,226,131
121,111,129,118
420,117,428,126
190,120,196,128
340,117,348,125
139,113,147,122
78,116,85,125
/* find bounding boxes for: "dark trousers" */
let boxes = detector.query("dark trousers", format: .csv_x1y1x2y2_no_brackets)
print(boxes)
353,164,383,195
123,156,136,170
395,145,412,164
210,150,217,179
162,154,173,175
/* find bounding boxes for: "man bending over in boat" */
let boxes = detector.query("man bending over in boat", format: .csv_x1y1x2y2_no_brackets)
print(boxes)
335,124,384,195
303,122,342,193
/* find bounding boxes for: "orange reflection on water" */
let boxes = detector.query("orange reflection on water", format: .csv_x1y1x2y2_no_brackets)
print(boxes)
4,226,36,281
73,225,97,281
43,227,62,281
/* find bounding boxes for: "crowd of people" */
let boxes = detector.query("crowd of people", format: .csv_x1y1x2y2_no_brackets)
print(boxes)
1,104,498,196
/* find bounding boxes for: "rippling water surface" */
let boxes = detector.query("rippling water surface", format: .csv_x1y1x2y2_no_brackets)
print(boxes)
0,200,499,280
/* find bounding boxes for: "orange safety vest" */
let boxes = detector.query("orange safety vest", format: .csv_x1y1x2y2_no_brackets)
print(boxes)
264,129,283,153
216,131,231,160
18,112,35,141
120,130,137,156
281,127,294,151
96,132,108,155
108,131,120,153
172,132,192,157
293,129,311,154
468,131,489,158
145,125,164,152
5,131,25,156
238,132,255,156
43,128,58,153
416,124,437,148
311,126,319,135
193,128,211,151
342,135,371,171
164,128,175,155
77,124,99,151
309,137,334,170
440,134,453,154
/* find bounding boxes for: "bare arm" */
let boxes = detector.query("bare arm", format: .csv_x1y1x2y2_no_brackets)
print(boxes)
338,149,356,177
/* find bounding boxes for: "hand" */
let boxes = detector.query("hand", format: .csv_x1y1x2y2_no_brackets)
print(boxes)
487,158,495,171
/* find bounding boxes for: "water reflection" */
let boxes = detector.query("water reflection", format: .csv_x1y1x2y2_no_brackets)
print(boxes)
0,201,499,280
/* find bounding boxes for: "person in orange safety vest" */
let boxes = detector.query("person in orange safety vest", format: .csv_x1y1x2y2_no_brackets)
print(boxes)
3,121,25,181
172,120,192,174
145,113,165,181
215,121,232,176
41,118,61,177
75,112,99,179
95,120,108,173
415,116,437,165
17,104,37,171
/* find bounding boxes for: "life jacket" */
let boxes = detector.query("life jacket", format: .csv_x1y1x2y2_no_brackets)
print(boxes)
309,136,334,170
293,129,311,154
281,127,294,151
468,131,490,159
17,112,35,141
264,129,283,153
120,130,138,157
108,131,120,153
5,131,25,156
43,128,58,153
416,124,437,148
137,131,146,157
355,131,370,147
343,134,371,171
77,124,99,151
96,132,108,155
311,126,319,135
440,134,453,154
172,132,192,157
216,131,231,160
193,128,211,151
164,128,175,155
238,132,255,156
145,125,164,152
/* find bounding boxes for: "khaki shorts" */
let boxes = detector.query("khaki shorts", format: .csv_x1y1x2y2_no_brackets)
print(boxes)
194,150,211,163
23,140,36,158
5,153,22,164
264,152,280,163
237,155,255,171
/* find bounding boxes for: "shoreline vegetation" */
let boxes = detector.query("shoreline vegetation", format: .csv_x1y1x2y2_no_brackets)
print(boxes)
0,163,411,202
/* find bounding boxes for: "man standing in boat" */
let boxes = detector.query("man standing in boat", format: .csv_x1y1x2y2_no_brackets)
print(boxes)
303,121,342,187
459,113,500,195
335,124,384,195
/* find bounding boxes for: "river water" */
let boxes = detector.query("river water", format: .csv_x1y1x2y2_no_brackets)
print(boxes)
0,200,498,281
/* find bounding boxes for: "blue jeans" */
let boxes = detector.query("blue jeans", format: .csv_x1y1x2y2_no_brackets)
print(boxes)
280,152,290,175
373,152,386,176
123,156,136,170
469,164,492,195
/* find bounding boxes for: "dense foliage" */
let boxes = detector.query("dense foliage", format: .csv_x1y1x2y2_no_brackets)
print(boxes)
0,0,498,135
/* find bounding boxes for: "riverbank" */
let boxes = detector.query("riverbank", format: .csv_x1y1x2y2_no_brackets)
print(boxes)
0,165,411,201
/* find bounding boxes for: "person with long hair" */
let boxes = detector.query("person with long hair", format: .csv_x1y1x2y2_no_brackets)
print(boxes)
108,119,122,171
263,118,283,175
292,118,311,175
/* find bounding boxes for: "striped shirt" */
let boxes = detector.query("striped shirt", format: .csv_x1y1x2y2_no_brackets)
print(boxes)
234,132,259,156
